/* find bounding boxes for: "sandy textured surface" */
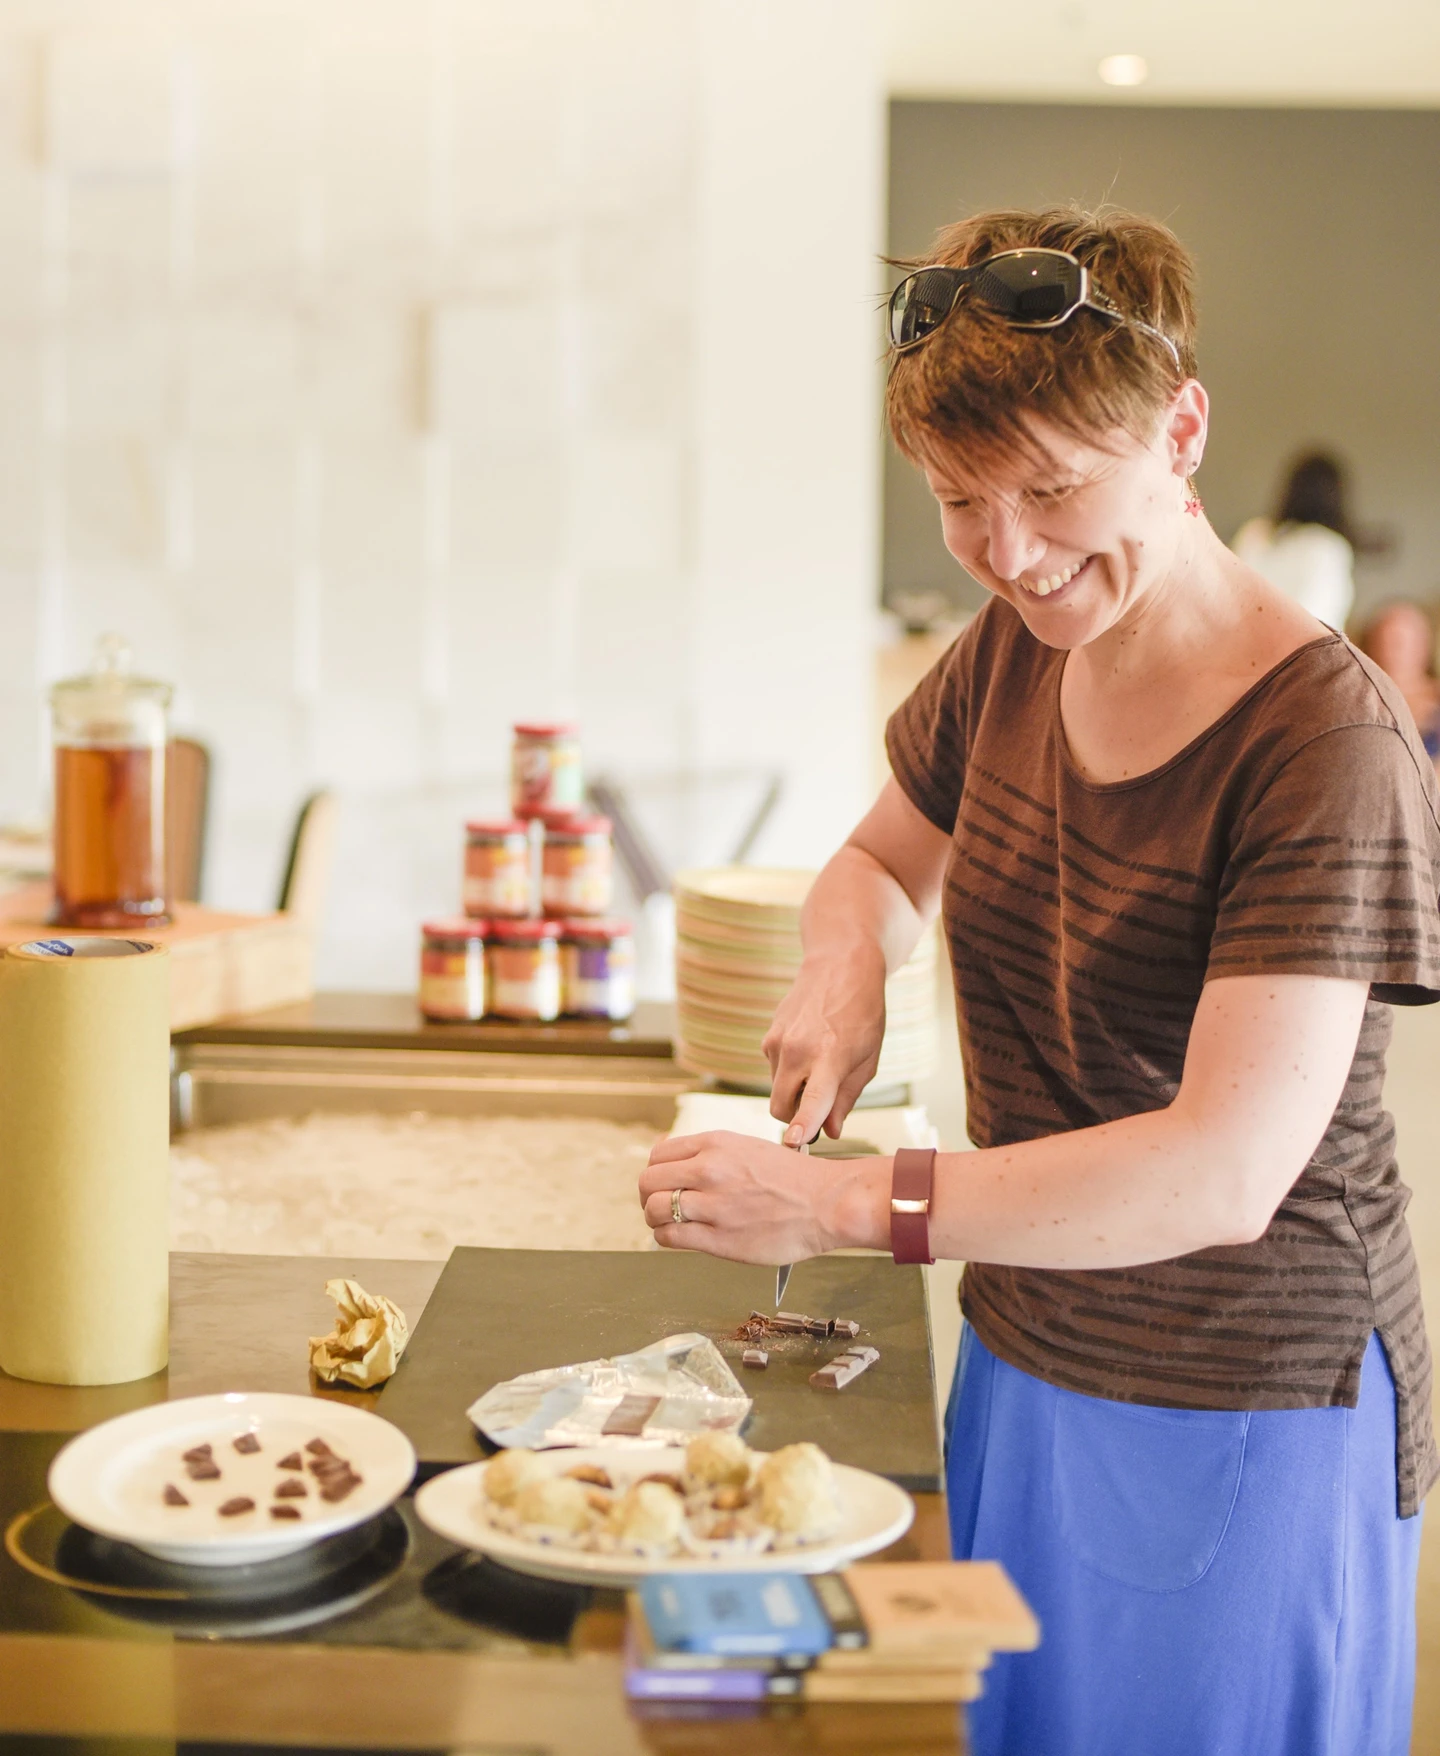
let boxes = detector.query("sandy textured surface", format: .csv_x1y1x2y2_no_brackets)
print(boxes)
171,1113,660,1259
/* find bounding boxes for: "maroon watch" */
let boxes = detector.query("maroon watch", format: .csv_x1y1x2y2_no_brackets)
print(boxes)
890,1147,936,1265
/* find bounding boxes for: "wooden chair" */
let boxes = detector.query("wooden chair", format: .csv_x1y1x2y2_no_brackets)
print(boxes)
165,737,212,905
277,790,338,928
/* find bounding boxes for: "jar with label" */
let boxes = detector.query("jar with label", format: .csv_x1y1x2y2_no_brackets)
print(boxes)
419,920,488,1022
487,919,562,1021
464,819,532,919
561,919,636,1020
541,814,612,917
511,722,583,819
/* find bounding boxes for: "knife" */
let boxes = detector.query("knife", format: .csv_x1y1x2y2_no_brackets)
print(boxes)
775,1135,810,1309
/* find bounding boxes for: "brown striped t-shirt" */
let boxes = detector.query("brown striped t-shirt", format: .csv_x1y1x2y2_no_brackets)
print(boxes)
886,602,1440,1516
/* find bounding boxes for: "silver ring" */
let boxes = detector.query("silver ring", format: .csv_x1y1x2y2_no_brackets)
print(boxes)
670,1188,686,1225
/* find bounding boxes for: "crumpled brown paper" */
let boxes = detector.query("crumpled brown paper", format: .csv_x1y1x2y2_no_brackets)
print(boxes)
308,1278,409,1388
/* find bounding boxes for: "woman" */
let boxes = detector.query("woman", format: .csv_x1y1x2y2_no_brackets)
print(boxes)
1358,600,1440,765
1233,450,1357,631
639,209,1438,1756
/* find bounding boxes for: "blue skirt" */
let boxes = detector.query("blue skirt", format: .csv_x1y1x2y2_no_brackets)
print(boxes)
946,1326,1423,1756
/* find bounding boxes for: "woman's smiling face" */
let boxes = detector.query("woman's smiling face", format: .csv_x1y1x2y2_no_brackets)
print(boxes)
921,385,1207,651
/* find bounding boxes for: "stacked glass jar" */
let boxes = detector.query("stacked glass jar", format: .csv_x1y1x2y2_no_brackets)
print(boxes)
419,722,634,1023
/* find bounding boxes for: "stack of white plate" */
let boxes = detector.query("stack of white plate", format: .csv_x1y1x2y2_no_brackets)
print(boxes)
674,868,938,1094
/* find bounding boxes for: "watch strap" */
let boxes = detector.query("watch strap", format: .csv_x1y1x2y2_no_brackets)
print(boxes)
891,1147,936,1266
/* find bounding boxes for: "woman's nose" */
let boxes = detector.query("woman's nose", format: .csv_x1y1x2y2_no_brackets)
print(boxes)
985,508,1044,582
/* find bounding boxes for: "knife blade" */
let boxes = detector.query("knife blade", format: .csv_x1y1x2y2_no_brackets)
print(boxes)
775,1136,809,1309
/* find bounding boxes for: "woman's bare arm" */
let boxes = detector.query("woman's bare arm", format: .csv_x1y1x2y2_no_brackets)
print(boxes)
764,779,953,1143
643,973,1368,1269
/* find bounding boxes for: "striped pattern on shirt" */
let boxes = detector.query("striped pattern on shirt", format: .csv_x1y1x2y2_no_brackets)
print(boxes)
886,603,1440,1517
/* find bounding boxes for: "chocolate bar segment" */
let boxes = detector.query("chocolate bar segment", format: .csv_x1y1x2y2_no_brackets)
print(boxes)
601,1393,662,1437
275,1476,308,1499
186,1458,222,1481
318,1470,363,1503
181,1443,213,1464
270,1504,302,1521
770,1311,808,1334
277,1450,304,1471
304,1438,334,1457
233,1432,261,1455
163,1483,189,1507
218,1497,256,1516
742,1348,769,1369
809,1346,879,1391
833,1319,861,1339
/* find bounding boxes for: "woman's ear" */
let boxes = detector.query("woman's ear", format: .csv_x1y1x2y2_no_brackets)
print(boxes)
1165,380,1209,478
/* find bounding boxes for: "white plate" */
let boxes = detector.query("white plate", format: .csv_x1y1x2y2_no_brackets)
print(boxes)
48,1393,417,1567
414,1444,914,1590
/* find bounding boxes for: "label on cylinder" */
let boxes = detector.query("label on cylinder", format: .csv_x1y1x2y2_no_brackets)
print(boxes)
542,841,612,915
562,939,636,1019
420,946,485,1021
488,942,562,1020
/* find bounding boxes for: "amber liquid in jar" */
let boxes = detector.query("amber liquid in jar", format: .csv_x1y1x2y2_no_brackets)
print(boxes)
52,744,169,928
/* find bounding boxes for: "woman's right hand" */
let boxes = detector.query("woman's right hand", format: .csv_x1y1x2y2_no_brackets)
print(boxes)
762,945,889,1145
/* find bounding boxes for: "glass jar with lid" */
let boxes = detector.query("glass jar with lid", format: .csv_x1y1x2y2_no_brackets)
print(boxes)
49,635,172,928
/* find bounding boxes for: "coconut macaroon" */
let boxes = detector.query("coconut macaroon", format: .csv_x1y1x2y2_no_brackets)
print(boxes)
513,1475,594,1535
610,1479,685,1548
482,1448,550,1507
756,1441,842,1538
684,1431,752,1491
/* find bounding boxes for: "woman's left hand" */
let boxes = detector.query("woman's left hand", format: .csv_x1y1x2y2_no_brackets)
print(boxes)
639,1131,885,1264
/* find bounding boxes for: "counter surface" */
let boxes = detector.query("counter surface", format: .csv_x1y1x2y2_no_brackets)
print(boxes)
0,1252,964,1756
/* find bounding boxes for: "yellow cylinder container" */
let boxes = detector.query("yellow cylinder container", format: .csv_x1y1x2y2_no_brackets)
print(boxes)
0,936,170,1384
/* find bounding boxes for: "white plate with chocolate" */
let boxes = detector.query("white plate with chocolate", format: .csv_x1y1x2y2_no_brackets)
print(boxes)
414,1433,914,1589
48,1392,417,1567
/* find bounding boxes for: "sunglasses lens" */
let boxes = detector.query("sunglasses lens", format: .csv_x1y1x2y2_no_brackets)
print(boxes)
890,268,962,348
969,253,1082,325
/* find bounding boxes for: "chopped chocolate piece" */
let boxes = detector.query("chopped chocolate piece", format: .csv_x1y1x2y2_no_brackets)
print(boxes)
802,1317,831,1339
770,1311,808,1333
304,1438,334,1457
638,1473,685,1494
742,1347,769,1369
274,1477,308,1499
318,1470,362,1503
269,1504,302,1521
833,1319,861,1339
186,1459,222,1481
277,1451,304,1471
218,1497,256,1517
809,1346,878,1391
181,1443,213,1464
564,1464,614,1489
601,1393,661,1438
163,1483,189,1507
308,1457,353,1482
232,1432,262,1455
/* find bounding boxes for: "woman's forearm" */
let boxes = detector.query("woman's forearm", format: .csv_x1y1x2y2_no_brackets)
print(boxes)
798,844,927,979
830,1103,1261,1271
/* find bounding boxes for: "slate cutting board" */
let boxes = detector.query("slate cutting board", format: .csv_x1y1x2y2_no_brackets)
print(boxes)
373,1247,941,1492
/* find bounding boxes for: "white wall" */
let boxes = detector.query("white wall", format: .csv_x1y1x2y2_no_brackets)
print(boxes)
0,0,882,989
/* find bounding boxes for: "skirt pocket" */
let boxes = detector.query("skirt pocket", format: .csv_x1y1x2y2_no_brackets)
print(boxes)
1051,1392,1249,1593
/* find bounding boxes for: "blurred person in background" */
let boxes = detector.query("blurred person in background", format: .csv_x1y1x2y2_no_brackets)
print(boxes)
1233,449,1356,630
1358,601,1440,764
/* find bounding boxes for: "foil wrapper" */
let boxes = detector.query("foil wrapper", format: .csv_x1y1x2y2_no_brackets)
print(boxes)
467,1331,751,1450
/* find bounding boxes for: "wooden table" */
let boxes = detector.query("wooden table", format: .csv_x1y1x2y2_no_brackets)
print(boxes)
0,1253,965,1756
0,883,313,1030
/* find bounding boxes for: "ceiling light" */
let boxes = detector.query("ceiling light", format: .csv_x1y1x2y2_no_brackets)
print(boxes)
1098,54,1149,87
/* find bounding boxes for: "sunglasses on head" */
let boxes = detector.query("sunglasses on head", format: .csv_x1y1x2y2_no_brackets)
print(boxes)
888,247,1181,371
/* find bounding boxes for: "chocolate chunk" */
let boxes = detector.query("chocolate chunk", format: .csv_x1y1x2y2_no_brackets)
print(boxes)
564,1464,613,1489
186,1459,222,1481
277,1451,304,1471
770,1312,807,1334
638,1472,685,1494
274,1477,308,1499
163,1483,189,1507
308,1455,352,1479
232,1432,261,1455
269,1504,302,1521
809,1346,878,1391
318,1470,362,1503
181,1443,213,1464
601,1393,661,1437
833,1319,861,1339
304,1438,334,1457
218,1497,256,1516
742,1348,769,1369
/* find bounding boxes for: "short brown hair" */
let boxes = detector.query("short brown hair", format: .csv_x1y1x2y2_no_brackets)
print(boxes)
885,206,1197,476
